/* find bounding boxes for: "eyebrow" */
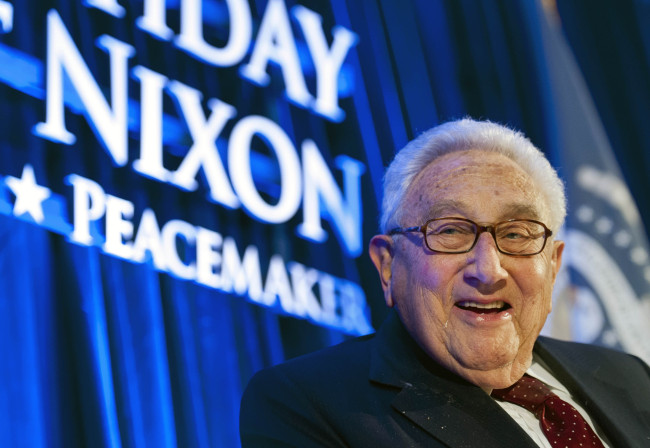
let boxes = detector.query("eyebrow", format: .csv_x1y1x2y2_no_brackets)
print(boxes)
422,201,542,221
423,200,466,220
499,204,542,221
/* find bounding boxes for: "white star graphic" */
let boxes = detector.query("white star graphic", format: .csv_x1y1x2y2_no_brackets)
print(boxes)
576,206,594,223
5,164,51,223
631,247,649,265
0,1,13,33
594,217,614,234
613,230,632,248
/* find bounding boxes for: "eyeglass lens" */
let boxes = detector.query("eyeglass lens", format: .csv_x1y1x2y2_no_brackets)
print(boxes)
425,218,547,255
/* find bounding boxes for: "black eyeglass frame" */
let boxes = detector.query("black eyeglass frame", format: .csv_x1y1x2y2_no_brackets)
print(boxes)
387,217,553,256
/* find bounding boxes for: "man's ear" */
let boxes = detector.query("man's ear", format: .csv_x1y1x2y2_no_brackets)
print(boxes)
369,234,396,308
551,239,565,283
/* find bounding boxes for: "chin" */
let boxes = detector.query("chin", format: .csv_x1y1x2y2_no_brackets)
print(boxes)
456,353,516,372
451,344,524,375
455,359,528,390
451,336,519,368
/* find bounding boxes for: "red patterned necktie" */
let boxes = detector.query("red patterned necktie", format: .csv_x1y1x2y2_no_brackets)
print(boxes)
491,374,605,448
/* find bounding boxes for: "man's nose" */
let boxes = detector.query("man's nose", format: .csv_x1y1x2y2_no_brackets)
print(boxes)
464,232,508,286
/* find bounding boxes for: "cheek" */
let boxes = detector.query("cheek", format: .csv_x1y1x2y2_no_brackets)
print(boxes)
517,263,555,321
519,259,553,291
394,263,432,303
409,264,458,316
393,258,451,310
410,262,449,297
393,248,434,285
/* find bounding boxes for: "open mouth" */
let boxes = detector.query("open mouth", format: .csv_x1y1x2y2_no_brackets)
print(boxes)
455,300,511,314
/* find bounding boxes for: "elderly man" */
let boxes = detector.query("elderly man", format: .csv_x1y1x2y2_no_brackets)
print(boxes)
240,119,650,447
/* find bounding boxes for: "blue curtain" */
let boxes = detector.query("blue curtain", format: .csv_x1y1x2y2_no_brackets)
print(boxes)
1,1,649,447
556,0,650,238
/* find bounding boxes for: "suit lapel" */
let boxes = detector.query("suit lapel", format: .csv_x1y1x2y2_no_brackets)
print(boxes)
369,313,537,447
390,379,538,448
367,314,649,447
535,337,650,448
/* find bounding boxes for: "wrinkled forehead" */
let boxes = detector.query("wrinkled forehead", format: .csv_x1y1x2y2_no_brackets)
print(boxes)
401,150,548,223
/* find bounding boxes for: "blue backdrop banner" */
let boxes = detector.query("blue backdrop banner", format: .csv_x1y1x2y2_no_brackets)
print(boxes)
0,1,648,446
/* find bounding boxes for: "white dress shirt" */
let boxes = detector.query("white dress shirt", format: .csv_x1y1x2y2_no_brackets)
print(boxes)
493,358,611,448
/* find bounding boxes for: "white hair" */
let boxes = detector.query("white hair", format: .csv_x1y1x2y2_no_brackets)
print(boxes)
379,118,567,233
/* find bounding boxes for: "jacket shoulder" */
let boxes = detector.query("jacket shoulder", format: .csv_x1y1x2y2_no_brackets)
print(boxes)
239,333,379,447
536,335,650,378
537,335,644,359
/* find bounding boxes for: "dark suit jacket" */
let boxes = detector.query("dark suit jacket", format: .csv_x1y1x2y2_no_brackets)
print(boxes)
240,312,650,447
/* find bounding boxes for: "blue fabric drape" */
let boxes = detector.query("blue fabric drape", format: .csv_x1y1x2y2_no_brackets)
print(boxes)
1,1,649,447
557,0,650,237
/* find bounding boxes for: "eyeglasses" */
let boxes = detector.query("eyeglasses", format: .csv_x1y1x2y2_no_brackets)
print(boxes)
388,217,553,256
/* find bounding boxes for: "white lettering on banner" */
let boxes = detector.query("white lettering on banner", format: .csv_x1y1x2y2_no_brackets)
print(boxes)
105,194,135,258
288,262,325,321
132,208,166,270
65,174,372,335
220,238,264,300
134,0,358,121
67,174,107,245
166,81,240,208
136,0,173,40
10,4,370,331
196,227,224,288
34,10,134,166
163,220,198,280
240,0,311,109
262,255,296,311
32,9,364,257
132,66,170,182
292,5,358,121
298,140,365,256
175,0,252,67
84,0,125,18
229,115,302,223
34,8,363,256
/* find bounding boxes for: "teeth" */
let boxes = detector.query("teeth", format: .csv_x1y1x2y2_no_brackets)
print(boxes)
458,300,506,309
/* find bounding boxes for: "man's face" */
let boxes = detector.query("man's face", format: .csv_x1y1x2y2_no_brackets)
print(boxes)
370,150,564,390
